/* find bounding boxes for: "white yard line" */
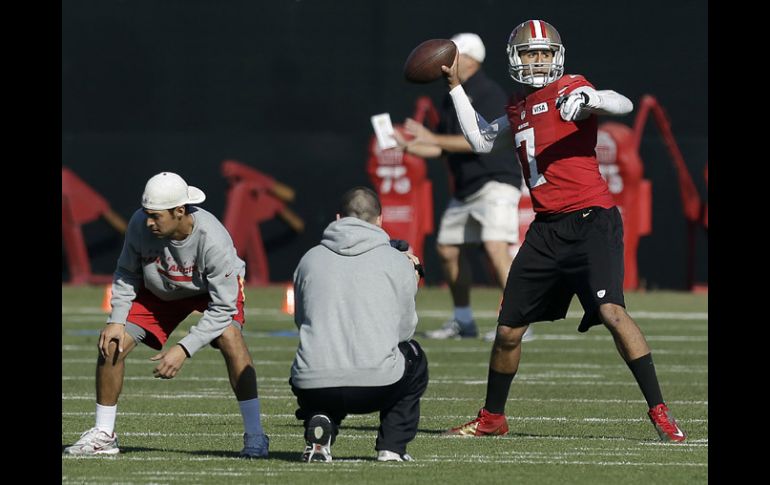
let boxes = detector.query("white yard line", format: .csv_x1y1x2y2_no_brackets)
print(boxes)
60,411,707,424
60,375,706,387
62,344,708,354
60,393,707,405
62,307,708,320
62,456,707,467
59,428,708,446
61,358,709,372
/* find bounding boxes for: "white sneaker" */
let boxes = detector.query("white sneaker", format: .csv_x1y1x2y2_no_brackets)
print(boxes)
483,326,535,343
425,319,478,339
303,443,332,462
377,450,414,462
302,414,333,462
64,427,119,455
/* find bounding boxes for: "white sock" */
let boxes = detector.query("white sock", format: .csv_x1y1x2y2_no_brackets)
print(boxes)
454,306,474,325
95,403,117,434
238,398,264,436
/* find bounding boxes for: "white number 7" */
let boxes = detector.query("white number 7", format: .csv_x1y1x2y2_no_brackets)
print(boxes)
514,127,546,188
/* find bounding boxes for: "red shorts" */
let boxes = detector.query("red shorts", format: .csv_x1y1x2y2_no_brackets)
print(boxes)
126,278,245,350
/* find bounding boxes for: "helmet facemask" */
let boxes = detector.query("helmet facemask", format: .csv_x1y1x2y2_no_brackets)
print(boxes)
506,20,565,88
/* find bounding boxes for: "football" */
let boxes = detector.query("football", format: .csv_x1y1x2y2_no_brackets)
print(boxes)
403,39,457,84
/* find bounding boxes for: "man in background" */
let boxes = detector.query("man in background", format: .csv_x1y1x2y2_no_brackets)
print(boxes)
396,33,532,343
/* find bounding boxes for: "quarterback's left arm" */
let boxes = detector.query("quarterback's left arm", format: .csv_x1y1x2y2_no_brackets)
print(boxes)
559,87,633,121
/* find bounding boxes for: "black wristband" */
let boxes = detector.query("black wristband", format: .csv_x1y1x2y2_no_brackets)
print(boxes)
177,343,191,358
414,263,425,279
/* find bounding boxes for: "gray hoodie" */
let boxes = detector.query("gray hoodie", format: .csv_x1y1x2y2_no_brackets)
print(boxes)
290,217,419,389
109,207,246,356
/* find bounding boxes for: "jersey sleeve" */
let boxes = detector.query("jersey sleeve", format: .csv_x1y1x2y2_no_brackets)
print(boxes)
177,234,242,356
108,210,145,324
560,74,595,95
449,85,512,153
561,75,632,116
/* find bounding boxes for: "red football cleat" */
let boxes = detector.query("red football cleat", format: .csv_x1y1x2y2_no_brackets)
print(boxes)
648,403,686,442
446,408,509,436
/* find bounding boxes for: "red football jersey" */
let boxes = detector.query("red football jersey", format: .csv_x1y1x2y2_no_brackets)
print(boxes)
506,74,614,214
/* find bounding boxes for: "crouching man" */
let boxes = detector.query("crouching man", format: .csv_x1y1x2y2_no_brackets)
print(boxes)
290,186,428,462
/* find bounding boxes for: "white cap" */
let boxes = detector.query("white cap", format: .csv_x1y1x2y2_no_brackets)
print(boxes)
141,172,206,210
451,33,486,63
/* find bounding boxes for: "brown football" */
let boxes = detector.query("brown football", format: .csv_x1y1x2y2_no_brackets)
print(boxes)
403,39,457,84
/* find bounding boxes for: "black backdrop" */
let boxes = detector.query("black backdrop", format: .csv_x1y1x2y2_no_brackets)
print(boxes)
62,0,708,289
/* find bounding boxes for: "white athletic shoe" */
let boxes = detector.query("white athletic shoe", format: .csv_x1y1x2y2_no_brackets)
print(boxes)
303,443,332,462
64,427,119,455
425,319,478,339
302,414,333,462
377,450,414,462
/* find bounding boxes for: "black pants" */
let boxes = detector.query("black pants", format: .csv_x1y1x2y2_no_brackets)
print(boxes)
290,339,429,455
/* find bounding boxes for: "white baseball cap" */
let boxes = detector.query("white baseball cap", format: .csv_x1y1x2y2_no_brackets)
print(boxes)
141,172,206,210
451,33,486,63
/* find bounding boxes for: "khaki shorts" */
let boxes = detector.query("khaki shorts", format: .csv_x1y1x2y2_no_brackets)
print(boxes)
437,181,521,245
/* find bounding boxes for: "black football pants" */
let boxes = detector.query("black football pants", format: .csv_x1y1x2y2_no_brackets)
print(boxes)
291,339,429,455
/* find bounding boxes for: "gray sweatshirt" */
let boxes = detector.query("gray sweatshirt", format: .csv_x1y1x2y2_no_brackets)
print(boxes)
290,217,419,389
109,207,246,356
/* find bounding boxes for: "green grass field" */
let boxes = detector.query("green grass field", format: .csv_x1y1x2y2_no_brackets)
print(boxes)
62,285,707,484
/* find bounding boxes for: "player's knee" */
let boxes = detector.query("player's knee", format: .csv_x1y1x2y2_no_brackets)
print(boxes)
215,325,236,344
436,243,459,262
599,304,630,329
483,241,509,259
493,326,524,350
98,341,122,364
215,325,248,352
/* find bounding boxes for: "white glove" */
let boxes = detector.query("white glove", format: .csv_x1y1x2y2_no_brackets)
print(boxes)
558,87,599,121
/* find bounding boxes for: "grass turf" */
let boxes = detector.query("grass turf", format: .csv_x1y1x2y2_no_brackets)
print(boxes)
62,285,707,484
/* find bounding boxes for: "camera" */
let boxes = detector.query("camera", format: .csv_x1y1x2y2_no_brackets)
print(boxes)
389,239,424,278
389,239,409,251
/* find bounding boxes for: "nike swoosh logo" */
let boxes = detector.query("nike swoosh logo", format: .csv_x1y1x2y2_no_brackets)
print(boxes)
225,270,233,277
673,428,684,438
582,210,592,218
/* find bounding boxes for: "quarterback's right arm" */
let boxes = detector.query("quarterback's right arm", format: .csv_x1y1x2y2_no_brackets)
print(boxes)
449,85,512,154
